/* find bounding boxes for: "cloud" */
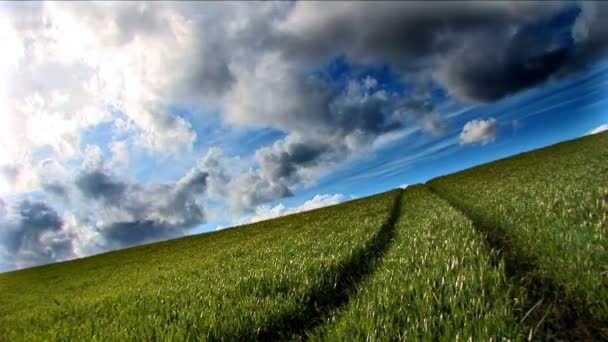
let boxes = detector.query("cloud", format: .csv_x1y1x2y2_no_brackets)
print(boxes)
0,165,18,194
250,193,349,223
3,2,607,187
0,196,106,271
35,148,211,252
222,71,402,213
76,168,207,249
436,8,581,102
0,153,211,270
228,171,294,214
75,170,127,205
211,2,604,209
459,118,498,145
196,147,233,201
3,1,608,270
109,141,129,169
0,199,72,270
0,1,198,165
587,124,608,135
571,2,608,70
2,2,607,166
277,1,589,103
393,97,449,136
0,163,39,195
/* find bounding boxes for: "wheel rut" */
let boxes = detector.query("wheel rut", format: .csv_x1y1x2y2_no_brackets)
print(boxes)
427,185,603,341
225,189,404,341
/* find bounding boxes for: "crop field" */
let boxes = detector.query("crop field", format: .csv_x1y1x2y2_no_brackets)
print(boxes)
428,131,608,338
1,132,607,340
311,185,527,340
0,190,401,340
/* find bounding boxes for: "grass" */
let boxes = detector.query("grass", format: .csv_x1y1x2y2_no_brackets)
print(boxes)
0,190,401,340
311,185,527,340
428,131,608,338
1,132,607,340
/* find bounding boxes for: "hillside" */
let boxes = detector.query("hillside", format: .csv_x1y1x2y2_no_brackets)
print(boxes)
1,132,607,340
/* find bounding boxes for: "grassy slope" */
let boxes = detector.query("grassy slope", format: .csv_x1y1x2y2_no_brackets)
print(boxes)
1,132,606,340
312,185,526,340
428,131,608,337
0,190,401,340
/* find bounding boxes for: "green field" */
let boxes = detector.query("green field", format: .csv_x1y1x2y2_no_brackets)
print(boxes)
1,132,607,340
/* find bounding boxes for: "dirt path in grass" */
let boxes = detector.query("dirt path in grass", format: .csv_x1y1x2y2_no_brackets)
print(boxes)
238,189,404,341
427,185,603,341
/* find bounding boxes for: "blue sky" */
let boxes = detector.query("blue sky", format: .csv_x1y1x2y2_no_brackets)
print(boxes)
218,59,608,226
0,1,607,271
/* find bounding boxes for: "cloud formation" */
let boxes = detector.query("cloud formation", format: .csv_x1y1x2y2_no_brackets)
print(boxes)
587,124,608,135
1,1,608,270
459,118,498,145
277,2,591,102
0,199,69,270
38,147,211,251
251,193,349,223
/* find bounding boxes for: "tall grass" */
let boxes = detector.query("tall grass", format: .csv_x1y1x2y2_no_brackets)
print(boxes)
428,132,608,333
0,191,401,340
312,185,526,340
1,132,606,340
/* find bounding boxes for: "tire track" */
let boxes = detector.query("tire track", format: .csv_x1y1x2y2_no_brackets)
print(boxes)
427,185,603,341
224,189,403,341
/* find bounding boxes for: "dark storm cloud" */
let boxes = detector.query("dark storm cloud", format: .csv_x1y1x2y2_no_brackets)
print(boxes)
75,170,126,204
569,2,608,72
102,219,191,247
276,2,608,103
256,138,335,184
440,38,572,102
279,3,555,66
166,1,292,103
223,1,608,208
0,200,73,269
65,163,209,249
42,183,70,202
438,6,581,102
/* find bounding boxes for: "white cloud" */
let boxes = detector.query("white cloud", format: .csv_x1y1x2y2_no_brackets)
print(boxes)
459,118,498,145
0,2,198,169
2,1,606,271
250,193,350,223
82,144,104,171
109,141,129,169
587,124,608,135
38,153,210,251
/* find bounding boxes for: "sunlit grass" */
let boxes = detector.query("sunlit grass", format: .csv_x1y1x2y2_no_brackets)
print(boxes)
313,185,526,340
429,131,608,333
1,132,606,340
0,190,400,340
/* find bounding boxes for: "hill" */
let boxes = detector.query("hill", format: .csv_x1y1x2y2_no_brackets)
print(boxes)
1,132,607,340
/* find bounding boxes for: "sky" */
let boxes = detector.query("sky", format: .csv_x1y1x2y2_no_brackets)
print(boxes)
0,1,607,272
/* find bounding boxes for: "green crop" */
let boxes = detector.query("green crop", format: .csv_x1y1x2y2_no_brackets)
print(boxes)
313,185,526,340
1,132,606,340
429,131,608,336
0,190,400,340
